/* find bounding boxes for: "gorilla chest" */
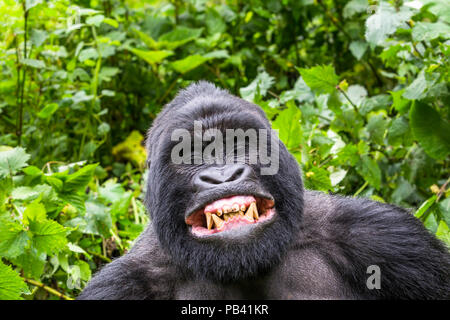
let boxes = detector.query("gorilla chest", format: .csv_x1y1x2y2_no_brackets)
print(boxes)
175,248,348,299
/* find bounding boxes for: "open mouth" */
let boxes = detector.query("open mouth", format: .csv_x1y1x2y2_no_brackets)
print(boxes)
186,195,275,236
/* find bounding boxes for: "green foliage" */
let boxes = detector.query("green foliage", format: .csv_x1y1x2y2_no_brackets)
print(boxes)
0,0,449,300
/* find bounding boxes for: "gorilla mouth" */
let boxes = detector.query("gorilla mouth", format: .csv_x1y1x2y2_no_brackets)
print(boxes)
186,195,275,236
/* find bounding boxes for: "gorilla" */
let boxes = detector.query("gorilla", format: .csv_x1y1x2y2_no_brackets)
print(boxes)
79,81,450,299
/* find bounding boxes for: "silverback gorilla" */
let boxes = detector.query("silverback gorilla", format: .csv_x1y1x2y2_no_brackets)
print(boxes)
79,81,450,299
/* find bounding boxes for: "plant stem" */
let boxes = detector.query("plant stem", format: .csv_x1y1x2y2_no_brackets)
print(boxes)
354,181,369,197
17,3,29,146
337,86,360,115
23,278,74,300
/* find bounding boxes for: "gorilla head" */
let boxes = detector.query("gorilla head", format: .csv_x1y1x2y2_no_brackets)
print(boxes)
145,81,304,282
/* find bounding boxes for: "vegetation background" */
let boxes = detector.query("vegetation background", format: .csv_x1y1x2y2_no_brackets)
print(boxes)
0,0,449,300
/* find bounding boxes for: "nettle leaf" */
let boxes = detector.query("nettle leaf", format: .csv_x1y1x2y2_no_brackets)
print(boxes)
11,186,39,201
409,102,450,159
23,201,47,225
86,14,104,27
349,41,368,60
30,29,48,48
205,8,226,35
366,112,389,145
29,219,67,255
365,3,414,46
158,26,203,49
304,167,332,191
343,0,368,19
298,65,339,95
402,71,428,100
0,147,30,178
63,164,98,193
240,70,275,101
12,248,46,280
272,100,302,150
170,55,209,74
37,103,59,119
0,262,29,300
130,48,173,65
22,58,46,69
84,200,113,237
356,155,381,190
412,21,450,41
0,219,29,259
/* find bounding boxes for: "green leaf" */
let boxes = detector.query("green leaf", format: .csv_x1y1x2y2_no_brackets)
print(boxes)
0,220,29,259
63,164,98,193
29,219,67,255
129,48,173,65
22,58,46,69
158,26,203,49
409,102,450,159
365,3,414,46
389,89,410,114
304,167,332,191
356,155,381,190
0,262,29,300
37,103,59,119
30,29,48,47
170,55,209,74
298,65,339,95
12,249,46,280
205,8,226,35
240,70,275,101
412,21,450,41
11,186,39,201
343,0,368,18
0,147,30,178
86,14,104,27
83,200,112,237
272,101,302,150
414,195,437,218
349,41,368,60
402,71,427,100
23,201,47,225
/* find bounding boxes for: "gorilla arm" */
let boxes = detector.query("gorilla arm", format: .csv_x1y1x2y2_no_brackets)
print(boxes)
298,190,450,299
77,226,177,300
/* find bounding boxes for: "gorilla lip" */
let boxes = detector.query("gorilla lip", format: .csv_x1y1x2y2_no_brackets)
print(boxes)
186,195,275,236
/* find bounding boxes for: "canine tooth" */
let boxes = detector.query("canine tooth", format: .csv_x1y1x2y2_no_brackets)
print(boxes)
248,202,259,219
205,212,213,230
244,206,254,222
212,214,224,229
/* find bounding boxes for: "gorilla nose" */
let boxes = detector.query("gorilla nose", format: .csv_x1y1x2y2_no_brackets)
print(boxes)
194,164,252,190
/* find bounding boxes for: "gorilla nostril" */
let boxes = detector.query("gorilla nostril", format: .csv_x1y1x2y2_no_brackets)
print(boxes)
199,175,223,185
226,167,245,182
194,164,252,190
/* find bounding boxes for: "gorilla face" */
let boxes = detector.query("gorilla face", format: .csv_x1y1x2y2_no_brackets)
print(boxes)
145,82,304,282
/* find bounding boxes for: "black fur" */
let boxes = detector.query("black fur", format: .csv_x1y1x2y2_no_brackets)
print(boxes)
78,82,450,300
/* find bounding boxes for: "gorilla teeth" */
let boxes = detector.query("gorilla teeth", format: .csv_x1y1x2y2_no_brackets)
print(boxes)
211,214,224,229
207,202,260,229
205,212,213,230
249,202,259,219
240,204,246,211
